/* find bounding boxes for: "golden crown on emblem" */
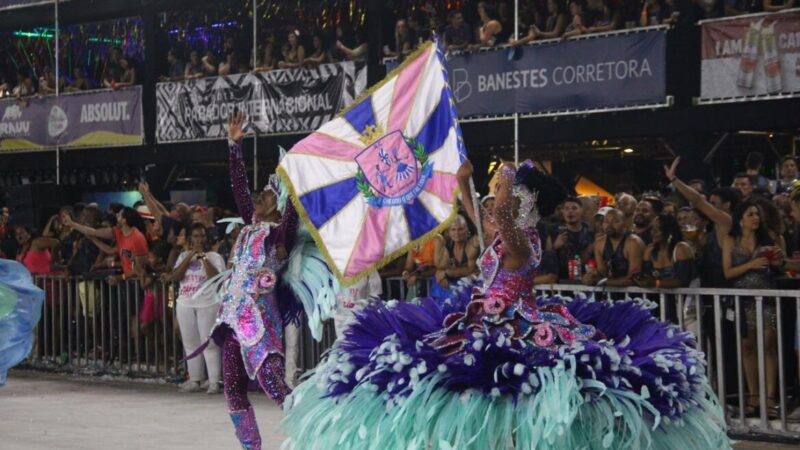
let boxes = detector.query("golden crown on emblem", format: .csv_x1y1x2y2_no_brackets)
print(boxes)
358,124,385,146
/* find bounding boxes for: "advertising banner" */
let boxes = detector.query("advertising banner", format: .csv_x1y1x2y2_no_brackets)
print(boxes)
700,10,800,101
0,86,144,152
156,61,367,143
446,29,667,117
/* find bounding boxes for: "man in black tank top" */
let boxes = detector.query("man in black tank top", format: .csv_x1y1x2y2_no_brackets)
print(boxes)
633,197,663,246
583,208,645,287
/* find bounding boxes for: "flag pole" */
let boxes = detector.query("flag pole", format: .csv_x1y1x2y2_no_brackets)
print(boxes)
468,177,485,251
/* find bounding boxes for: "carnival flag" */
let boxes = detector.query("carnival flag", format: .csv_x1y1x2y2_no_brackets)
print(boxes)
278,41,467,286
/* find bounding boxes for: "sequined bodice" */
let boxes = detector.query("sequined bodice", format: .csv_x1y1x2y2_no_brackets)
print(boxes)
477,228,541,301
429,226,596,355
228,221,282,290
221,221,282,334
731,244,773,289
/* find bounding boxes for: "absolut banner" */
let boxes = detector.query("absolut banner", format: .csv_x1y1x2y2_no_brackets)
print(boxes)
700,10,800,101
0,87,144,152
445,29,667,117
156,62,366,143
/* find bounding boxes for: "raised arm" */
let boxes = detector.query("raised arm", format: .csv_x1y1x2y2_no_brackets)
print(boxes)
664,157,731,230
138,182,168,221
64,215,115,240
88,236,116,256
456,160,478,227
227,112,255,224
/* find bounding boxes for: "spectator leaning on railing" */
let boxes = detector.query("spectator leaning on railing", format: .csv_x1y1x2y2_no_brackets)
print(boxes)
443,10,473,52
636,213,697,289
547,196,595,281
633,196,663,245
583,208,645,287
279,30,306,69
160,49,185,82
384,19,414,59
184,50,205,79
304,32,332,67
65,67,90,92
722,200,782,417
511,0,567,46
431,214,480,305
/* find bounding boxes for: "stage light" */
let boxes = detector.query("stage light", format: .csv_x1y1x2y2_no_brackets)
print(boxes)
623,148,634,154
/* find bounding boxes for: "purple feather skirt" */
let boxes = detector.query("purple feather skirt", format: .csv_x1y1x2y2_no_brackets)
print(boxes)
281,289,730,450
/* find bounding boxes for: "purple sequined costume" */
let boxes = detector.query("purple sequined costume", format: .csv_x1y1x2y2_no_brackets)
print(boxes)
211,140,297,450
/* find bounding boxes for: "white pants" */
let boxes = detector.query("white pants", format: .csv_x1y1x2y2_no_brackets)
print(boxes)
176,303,221,384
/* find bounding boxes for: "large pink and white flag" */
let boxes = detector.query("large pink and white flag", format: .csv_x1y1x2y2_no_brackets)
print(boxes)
278,40,466,286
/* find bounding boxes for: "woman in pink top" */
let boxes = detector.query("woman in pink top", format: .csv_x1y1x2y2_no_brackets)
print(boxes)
14,226,58,274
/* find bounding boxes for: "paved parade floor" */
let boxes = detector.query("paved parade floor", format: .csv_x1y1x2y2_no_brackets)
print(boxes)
0,371,797,450
0,371,285,450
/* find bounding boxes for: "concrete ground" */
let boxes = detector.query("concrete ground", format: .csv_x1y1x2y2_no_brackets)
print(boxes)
0,370,797,450
0,371,284,450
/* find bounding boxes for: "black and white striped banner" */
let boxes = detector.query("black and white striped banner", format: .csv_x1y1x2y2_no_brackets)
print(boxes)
156,61,366,143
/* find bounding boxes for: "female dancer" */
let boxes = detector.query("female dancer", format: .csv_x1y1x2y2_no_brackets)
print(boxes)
214,112,297,449
281,160,728,449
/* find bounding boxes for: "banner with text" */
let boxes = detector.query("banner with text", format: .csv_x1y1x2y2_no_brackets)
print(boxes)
700,10,800,101
0,86,143,152
156,61,366,142
446,29,667,117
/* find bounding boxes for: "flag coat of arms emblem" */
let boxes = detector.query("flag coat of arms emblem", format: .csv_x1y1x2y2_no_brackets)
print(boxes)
278,41,466,286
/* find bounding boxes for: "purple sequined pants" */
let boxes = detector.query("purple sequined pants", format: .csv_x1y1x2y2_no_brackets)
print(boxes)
223,332,292,411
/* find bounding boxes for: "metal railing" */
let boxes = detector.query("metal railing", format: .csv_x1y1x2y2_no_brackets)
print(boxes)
27,275,184,381
23,275,800,439
533,283,800,439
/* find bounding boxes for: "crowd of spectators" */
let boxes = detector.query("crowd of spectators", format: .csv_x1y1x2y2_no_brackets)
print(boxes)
160,26,368,82
2,0,794,97
2,151,799,301
379,0,799,57
0,45,138,100
1,149,799,413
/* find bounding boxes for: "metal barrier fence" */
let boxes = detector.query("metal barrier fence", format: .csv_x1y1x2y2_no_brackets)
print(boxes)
27,275,184,380
23,275,800,439
533,283,800,439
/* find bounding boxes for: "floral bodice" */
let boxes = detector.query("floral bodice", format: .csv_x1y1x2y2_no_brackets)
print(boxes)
428,226,596,355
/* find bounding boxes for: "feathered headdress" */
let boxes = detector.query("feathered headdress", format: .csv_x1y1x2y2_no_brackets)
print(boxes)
263,147,289,213
512,159,567,227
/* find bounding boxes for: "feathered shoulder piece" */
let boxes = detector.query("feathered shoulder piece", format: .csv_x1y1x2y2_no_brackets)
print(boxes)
280,221,340,341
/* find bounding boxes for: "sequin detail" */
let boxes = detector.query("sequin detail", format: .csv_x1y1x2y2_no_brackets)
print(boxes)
229,407,262,450
427,227,597,355
218,221,287,378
